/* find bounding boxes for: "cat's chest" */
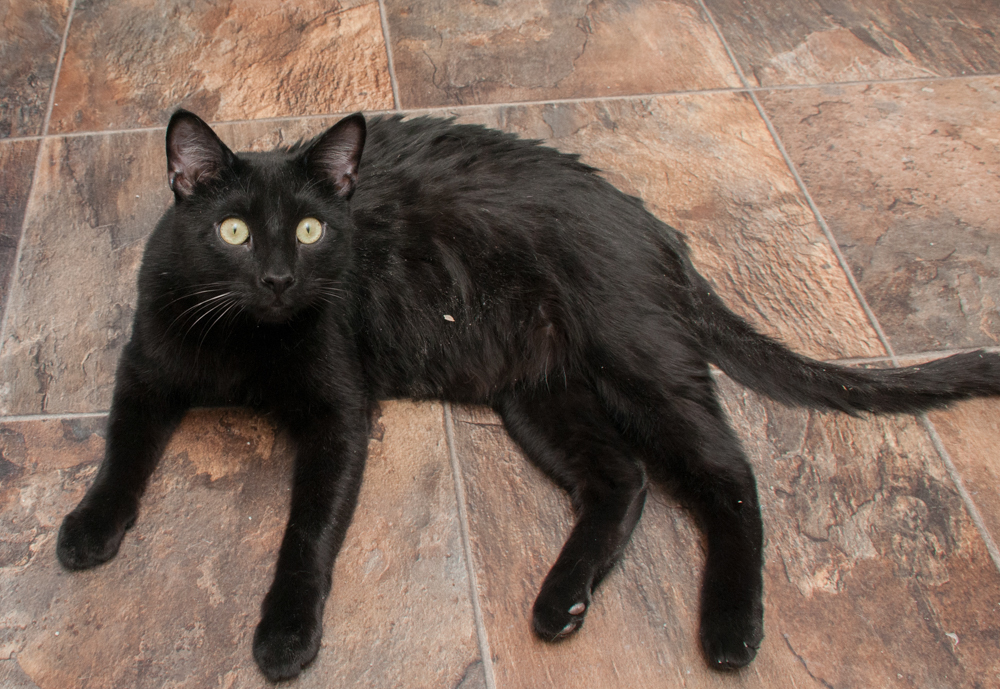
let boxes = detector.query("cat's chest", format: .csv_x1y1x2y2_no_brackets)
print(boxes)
153,327,340,407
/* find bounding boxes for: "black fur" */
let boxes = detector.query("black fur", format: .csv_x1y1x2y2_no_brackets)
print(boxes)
57,110,1000,680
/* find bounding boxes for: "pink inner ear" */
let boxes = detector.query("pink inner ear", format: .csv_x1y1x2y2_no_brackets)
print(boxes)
333,171,357,197
167,115,230,197
310,116,365,197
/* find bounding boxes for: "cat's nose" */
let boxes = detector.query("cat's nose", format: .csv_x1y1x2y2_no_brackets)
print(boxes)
261,274,295,296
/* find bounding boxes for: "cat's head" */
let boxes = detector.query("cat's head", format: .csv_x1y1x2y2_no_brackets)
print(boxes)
152,110,366,326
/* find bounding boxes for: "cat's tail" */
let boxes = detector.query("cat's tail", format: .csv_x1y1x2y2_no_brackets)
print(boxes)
689,275,1000,414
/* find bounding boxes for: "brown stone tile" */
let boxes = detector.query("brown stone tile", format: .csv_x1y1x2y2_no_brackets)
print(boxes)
0,130,171,415
0,660,39,689
386,0,741,109
451,94,884,360
0,0,69,138
704,0,1000,87
759,78,1000,354
451,382,1000,686
0,141,38,323
719,376,1000,687
929,399,1000,558
2,401,482,688
49,0,392,134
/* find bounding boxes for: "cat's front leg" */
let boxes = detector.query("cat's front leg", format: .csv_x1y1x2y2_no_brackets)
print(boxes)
252,400,368,681
57,345,189,569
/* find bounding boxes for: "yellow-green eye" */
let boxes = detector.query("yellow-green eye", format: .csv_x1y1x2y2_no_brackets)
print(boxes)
296,217,323,245
219,218,249,245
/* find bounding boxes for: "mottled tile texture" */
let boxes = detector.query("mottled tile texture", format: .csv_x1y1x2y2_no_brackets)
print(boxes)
705,0,1000,86
0,141,38,323
0,0,68,138
1,402,482,688
719,378,1000,688
760,79,1000,353
387,0,741,108
49,0,393,134
930,400,1000,559
0,130,170,415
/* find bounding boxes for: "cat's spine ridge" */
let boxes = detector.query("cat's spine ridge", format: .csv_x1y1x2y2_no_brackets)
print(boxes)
688,275,1000,414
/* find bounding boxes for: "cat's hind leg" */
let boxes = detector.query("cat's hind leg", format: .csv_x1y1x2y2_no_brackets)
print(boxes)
597,371,764,670
494,382,648,641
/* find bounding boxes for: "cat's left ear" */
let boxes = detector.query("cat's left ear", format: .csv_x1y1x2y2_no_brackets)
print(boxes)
305,113,366,198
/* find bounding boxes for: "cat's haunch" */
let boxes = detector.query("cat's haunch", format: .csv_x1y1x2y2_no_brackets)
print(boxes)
56,110,1000,680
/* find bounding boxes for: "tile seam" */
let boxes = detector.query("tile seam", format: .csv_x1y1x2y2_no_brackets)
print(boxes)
698,0,1000,577
0,411,108,423
748,72,998,91
920,414,1000,573
39,0,77,139
829,347,1000,367
376,0,402,110
0,0,79,368
443,402,497,689
17,72,1000,142
0,135,45,145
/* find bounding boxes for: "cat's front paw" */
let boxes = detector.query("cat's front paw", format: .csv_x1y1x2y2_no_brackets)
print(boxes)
699,604,763,671
56,505,135,570
252,604,323,681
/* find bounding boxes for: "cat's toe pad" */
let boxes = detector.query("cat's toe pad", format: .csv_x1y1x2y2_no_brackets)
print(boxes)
532,590,592,641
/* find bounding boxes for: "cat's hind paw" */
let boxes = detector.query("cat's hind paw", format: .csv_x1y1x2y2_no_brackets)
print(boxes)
531,573,592,642
699,609,763,671
56,506,135,570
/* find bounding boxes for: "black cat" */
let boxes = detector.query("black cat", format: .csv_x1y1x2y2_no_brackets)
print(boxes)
56,110,1000,681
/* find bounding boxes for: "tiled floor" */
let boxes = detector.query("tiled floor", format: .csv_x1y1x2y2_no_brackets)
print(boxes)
1,1,999,687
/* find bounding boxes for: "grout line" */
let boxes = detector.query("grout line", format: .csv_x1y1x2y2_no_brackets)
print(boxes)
0,411,107,423
39,0,77,139
920,414,1000,572
699,0,1000,576
0,135,45,145
443,403,497,689
744,72,998,91
376,0,402,111
0,0,78,361
14,72,999,144
827,347,1000,367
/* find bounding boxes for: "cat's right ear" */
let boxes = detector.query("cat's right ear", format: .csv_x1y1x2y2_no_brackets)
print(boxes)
165,110,235,201
305,113,366,198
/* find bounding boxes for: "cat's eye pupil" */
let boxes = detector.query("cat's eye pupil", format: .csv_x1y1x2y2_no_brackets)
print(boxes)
296,217,323,245
219,218,249,245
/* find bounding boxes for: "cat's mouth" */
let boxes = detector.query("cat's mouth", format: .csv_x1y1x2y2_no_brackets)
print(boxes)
253,296,298,323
